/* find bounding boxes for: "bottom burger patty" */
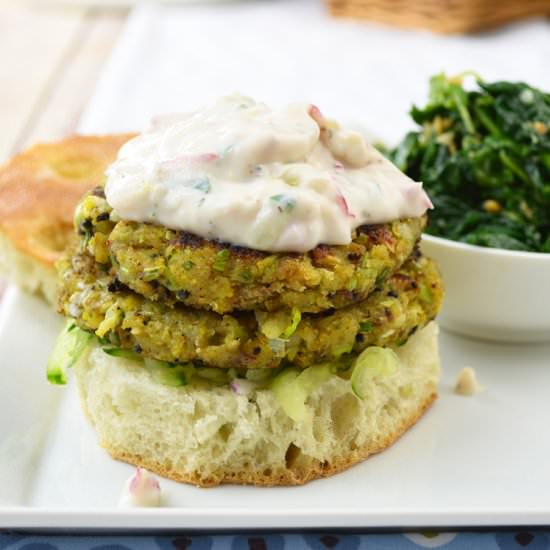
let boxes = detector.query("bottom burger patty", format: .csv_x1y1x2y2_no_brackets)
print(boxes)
58,249,443,370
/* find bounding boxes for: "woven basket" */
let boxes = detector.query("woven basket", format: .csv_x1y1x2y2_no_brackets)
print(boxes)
326,0,550,33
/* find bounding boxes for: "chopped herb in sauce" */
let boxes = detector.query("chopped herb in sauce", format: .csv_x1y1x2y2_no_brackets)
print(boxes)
106,95,429,253
193,177,211,193
220,144,234,158
270,194,297,213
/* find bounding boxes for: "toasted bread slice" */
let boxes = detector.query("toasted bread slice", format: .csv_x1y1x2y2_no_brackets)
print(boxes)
0,134,132,303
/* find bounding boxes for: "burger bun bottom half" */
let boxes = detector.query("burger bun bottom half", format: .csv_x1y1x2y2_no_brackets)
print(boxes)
74,322,440,487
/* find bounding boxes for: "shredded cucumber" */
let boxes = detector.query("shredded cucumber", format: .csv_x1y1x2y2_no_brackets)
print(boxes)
102,347,141,361
270,364,332,421
270,368,304,421
47,321,93,385
245,367,279,383
350,347,400,400
144,358,190,387
102,347,195,386
195,367,228,384
296,364,333,393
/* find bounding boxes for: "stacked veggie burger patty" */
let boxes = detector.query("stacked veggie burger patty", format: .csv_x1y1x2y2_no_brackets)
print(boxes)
53,186,443,486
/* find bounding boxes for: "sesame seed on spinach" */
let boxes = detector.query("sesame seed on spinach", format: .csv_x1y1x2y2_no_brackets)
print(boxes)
389,73,550,253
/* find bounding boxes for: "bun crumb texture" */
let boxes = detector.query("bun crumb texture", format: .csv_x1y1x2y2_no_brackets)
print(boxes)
75,322,439,487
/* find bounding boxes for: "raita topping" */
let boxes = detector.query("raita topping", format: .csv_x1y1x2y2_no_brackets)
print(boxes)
105,95,432,252
118,467,162,508
454,367,483,396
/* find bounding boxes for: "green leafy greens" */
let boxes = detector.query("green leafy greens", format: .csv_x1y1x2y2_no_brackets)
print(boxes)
389,73,550,252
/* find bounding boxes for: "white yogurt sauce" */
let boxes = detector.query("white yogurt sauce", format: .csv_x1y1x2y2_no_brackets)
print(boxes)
118,467,162,508
454,367,484,396
106,95,432,252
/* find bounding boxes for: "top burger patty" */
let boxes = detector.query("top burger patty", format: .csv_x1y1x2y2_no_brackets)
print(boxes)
78,188,426,314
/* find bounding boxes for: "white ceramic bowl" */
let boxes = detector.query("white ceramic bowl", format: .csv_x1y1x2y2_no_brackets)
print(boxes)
421,234,550,343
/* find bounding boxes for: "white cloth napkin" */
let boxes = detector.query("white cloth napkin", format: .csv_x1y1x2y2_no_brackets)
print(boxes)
79,0,550,145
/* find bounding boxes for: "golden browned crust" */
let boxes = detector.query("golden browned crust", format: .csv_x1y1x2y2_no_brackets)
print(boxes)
0,134,133,268
104,388,437,487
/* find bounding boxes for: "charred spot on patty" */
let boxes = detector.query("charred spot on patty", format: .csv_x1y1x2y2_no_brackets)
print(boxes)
357,224,394,246
78,218,93,235
310,244,330,261
227,243,267,260
410,244,422,259
177,290,190,301
347,252,362,263
107,279,125,293
95,212,110,222
173,231,203,249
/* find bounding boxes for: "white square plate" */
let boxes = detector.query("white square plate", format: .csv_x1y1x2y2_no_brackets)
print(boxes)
1,284,550,529
3,1,550,530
